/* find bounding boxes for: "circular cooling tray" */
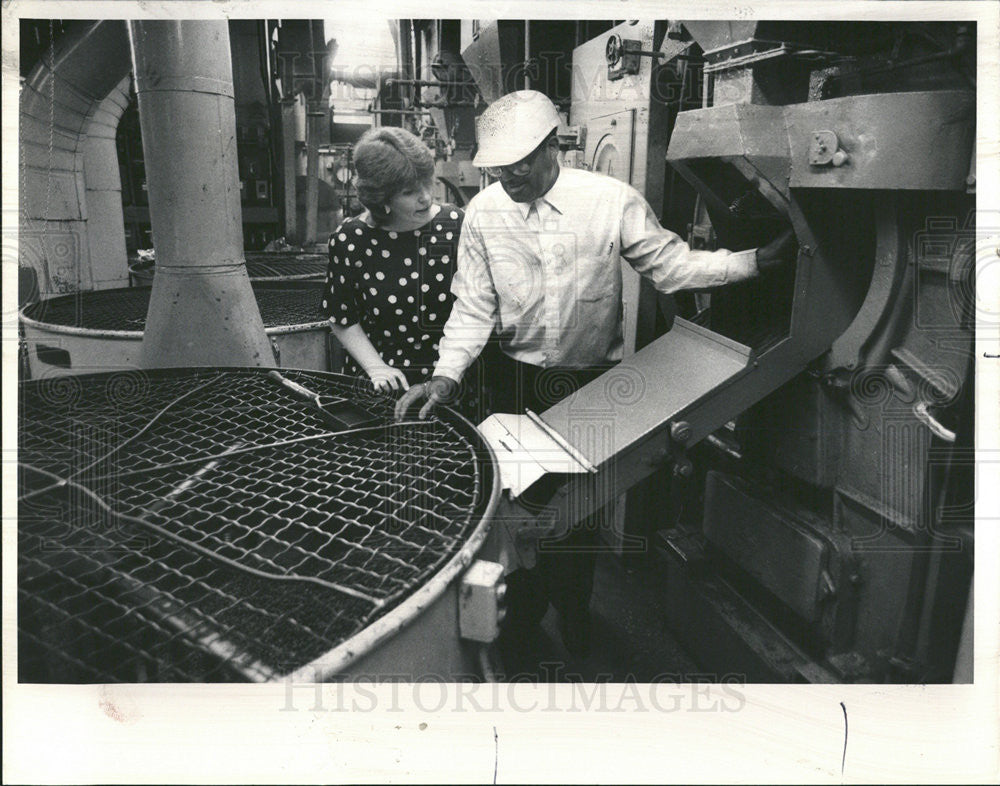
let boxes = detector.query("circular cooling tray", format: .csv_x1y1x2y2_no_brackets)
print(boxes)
17,367,499,682
20,280,328,335
129,252,327,285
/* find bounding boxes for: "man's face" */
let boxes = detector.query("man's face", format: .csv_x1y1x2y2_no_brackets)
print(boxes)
488,136,559,203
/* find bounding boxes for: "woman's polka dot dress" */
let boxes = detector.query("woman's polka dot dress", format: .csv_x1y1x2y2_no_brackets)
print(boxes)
323,203,469,386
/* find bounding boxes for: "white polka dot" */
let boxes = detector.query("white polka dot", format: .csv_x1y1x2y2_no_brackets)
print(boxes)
420,305,427,312
372,307,380,315
403,359,410,367
399,325,407,332
388,295,397,304
338,276,346,284
445,232,453,240
340,303,348,311
375,271,385,280
348,244,355,251
384,330,392,337
397,349,403,355
430,236,437,244
421,368,429,375
382,250,391,258
398,277,408,286
441,255,450,264
403,258,412,266
365,249,372,256
333,255,340,264
407,296,414,303
421,284,430,293
435,224,443,231
340,317,350,325
438,293,447,302
355,261,362,267
428,313,436,321
370,237,378,245
421,334,430,340
450,211,458,219
322,299,328,309
418,247,427,256
369,287,378,296
395,308,403,316
428,259,435,266
363,272,370,280
355,228,363,236
411,315,418,323
410,271,419,279
388,231,398,239
338,233,347,241
436,273,444,281
388,358,394,365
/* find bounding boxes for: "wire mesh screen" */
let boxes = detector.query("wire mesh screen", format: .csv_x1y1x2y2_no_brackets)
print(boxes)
130,253,326,283
18,368,496,683
22,281,327,331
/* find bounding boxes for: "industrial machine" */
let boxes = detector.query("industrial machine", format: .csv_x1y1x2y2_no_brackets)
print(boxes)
481,19,975,683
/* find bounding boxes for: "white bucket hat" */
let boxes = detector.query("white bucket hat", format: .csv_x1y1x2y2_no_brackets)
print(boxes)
472,90,562,168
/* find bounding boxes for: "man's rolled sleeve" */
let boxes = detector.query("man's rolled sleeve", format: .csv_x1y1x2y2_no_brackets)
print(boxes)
619,185,758,293
433,219,499,382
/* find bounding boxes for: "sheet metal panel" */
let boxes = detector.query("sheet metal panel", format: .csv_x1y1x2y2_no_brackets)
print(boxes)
540,317,752,466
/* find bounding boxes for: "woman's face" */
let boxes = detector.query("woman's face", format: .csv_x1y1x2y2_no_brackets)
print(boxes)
386,180,434,229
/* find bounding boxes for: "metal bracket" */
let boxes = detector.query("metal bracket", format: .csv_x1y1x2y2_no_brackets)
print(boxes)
606,34,664,80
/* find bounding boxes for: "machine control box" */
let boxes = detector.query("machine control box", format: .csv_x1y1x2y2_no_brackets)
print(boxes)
459,560,507,643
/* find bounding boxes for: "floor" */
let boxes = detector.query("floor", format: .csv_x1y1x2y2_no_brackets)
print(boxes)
496,549,699,682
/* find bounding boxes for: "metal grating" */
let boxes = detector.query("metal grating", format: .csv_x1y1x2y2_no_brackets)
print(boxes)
18,368,496,682
22,281,327,331
130,253,327,283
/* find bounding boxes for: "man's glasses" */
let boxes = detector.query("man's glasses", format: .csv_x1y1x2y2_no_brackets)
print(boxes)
483,138,549,178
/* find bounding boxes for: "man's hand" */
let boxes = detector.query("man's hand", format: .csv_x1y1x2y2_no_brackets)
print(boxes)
755,228,799,274
366,363,410,393
394,376,459,421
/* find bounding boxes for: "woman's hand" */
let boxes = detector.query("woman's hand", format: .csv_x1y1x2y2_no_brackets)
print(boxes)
367,364,410,393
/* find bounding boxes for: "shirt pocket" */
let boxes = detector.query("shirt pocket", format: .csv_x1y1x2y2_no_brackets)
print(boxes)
570,245,618,303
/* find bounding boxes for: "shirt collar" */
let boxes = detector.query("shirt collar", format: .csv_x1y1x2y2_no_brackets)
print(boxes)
510,167,569,221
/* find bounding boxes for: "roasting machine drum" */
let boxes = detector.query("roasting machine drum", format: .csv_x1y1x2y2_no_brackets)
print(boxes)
18,367,499,682
129,252,328,287
19,281,337,376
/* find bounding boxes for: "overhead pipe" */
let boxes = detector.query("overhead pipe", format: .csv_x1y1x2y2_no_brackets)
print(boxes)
305,103,323,244
128,20,274,368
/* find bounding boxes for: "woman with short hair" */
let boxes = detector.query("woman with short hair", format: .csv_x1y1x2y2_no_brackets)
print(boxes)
323,127,468,400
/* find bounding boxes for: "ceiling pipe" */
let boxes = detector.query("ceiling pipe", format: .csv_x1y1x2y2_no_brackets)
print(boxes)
128,20,274,368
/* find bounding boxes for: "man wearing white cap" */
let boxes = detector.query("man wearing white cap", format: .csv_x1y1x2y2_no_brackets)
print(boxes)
396,90,796,661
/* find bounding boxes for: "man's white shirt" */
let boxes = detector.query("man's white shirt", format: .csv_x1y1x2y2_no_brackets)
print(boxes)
433,166,758,382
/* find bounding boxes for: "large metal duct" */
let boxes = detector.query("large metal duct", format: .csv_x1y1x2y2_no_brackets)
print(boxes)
19,21,131,294
128,21,273,368
82,75,133,290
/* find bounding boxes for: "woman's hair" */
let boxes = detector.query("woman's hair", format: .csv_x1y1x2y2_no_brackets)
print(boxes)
353,127,435,224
